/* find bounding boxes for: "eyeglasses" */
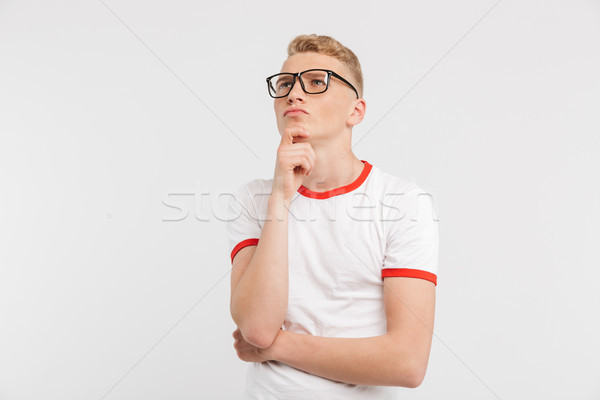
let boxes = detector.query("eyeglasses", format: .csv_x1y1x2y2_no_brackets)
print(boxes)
266,69,359,99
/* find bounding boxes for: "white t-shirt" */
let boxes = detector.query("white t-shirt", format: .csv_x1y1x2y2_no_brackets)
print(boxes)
226,160,439,400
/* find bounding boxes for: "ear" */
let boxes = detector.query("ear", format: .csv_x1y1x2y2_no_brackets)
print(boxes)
346,98,366,128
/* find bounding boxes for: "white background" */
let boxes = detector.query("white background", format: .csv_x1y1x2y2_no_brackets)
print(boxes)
1,0,599,399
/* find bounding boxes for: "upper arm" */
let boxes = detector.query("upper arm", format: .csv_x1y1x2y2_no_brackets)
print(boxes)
230,244,257,306
380,186,439,385
384,276,436,387
226,182,262,308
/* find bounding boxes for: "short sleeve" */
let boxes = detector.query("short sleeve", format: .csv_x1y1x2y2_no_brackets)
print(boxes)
381,187,439,285
226,182,262,264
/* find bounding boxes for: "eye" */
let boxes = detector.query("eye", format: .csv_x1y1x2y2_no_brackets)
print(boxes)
277,80,292,90
311,79,325,86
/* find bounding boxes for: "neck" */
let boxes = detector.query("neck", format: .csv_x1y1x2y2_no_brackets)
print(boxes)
300,140,365,192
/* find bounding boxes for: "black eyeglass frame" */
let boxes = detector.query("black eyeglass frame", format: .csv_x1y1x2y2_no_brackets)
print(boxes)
266,69,359,99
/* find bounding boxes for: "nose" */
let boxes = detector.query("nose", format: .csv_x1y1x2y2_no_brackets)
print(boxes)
286,76,306,103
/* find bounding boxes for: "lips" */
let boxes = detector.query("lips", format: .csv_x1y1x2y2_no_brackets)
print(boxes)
284,108,308,117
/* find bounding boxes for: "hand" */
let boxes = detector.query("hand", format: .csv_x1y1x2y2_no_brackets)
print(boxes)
271,126,317,203
232,327,277,363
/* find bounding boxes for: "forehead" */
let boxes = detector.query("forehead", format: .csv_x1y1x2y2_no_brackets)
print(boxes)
280,52,346,75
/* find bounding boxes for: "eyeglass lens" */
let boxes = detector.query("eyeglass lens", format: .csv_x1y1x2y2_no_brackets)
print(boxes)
268,70,330,97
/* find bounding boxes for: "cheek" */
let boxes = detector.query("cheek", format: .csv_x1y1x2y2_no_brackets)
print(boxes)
274,106,283,129
319,105,343,125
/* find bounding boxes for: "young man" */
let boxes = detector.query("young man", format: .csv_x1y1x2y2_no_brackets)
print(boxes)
227,34,439,399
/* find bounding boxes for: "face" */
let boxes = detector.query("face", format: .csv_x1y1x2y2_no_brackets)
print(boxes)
273,52,364,142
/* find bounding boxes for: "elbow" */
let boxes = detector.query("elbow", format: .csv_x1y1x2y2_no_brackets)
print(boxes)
394,369,424,389
391,357,427,388
242,328,278,349
230,303,282,349
230,315,279,349
230,311,280,349
407,363,429,388
405,371,425,389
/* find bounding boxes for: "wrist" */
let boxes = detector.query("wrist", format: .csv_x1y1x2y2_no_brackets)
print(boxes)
269,192,291,206
267,195,291,220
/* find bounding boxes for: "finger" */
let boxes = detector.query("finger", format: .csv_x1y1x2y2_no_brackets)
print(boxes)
301,156,311,175
303,144,316,174
309,145,316,165
279,152,311,174
281,127,310,145
294,144,315,175
288,154,312,176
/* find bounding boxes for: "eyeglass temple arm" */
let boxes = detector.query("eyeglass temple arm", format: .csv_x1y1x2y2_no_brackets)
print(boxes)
330,71,359,99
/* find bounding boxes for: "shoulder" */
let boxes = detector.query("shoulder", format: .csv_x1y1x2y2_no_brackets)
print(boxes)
367,165,438,224
230,178,273,211
233,177,272,194
368,165,426,201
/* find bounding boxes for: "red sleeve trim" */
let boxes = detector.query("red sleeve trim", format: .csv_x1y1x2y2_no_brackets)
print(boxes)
230,238,259,263
381,268,437,286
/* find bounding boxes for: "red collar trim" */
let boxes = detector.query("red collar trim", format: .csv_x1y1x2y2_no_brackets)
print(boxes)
297,160,373,199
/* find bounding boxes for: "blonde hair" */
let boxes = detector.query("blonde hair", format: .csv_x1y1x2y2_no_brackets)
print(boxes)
286,34,364,98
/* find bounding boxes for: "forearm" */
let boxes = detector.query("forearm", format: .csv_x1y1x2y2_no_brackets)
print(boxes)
263,330,418,388
230,195,290,348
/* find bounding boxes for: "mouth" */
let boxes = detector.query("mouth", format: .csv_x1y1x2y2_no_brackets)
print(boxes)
284,109,308,117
